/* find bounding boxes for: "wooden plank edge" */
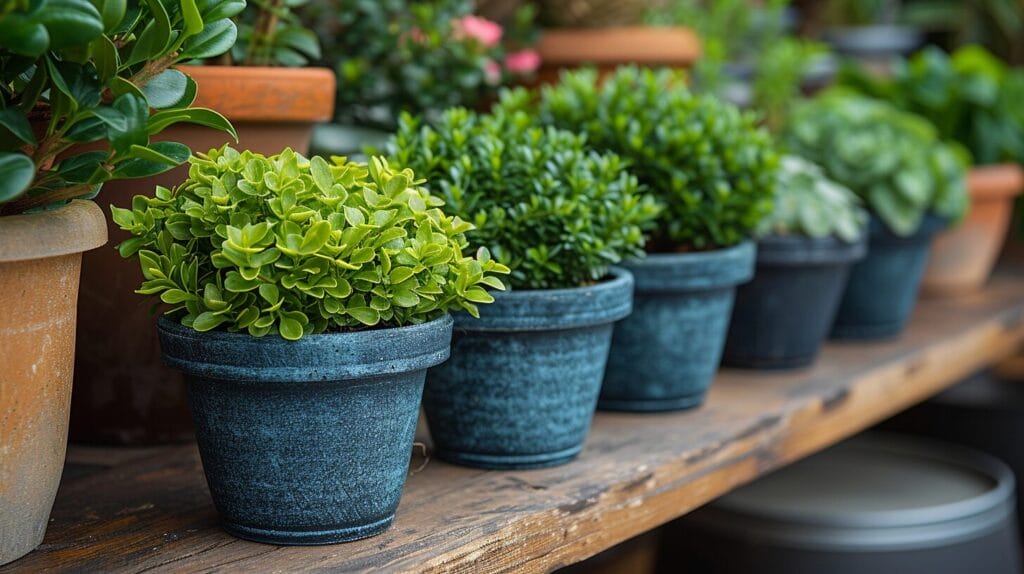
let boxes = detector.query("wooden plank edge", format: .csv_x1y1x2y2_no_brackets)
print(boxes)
393,303,1024,573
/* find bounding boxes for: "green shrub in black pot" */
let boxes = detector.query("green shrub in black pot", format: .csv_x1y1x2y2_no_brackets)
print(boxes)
724,156,868,369
503,66,778,411
783,92,969,340
389,106,660,468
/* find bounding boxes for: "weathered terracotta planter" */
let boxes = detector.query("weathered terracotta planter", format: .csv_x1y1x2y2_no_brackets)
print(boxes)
923,164,1024,295
70,66,336,445
535,26,701,85
1,201,107,565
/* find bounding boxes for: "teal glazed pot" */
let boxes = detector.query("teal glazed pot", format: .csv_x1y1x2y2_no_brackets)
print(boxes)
724,234,867,369
423,268,634,470
156,315,453,545
831,215,946,340
600,242,756,412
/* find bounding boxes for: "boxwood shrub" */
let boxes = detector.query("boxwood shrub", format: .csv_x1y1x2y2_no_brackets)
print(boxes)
500,66,779,251
388,107,661,289
112,146,509,340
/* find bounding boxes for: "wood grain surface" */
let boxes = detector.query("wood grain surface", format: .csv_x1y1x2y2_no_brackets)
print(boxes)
6,270,1024,573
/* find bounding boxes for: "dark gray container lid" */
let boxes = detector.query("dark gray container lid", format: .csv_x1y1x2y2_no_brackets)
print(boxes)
691,434,1016,552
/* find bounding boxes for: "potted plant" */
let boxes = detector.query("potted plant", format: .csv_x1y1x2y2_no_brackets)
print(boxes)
533,0,701,84
388,106,659,468
113,146,506,543
511,67,778,411
840,45,1024,294
71,0,338,445
0,0,235,564
723,156,868,369
782,92,969,340
820,0,923,68
304,0,539,158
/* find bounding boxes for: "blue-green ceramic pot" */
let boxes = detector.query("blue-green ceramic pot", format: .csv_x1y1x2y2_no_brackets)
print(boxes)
724,234,867,369
831,215,946,340
423,268,634,470
157,314,453,545
600,242,756,412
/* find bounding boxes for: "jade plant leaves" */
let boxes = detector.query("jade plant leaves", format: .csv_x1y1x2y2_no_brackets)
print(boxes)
500,66,780,251
113,146,509,340
388,107,661,290
782,93,969,237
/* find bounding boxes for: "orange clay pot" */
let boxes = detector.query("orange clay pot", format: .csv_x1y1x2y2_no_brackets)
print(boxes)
922,164,1024,296
534,26,701,85
1,201,107,565
70,67,336,445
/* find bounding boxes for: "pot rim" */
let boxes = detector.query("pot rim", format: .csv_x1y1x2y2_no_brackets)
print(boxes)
967,163,1024,201
0,200,107,263
157,313,453,382
537,26,701,66
175,65,336,123
755,233,868,266
623,240,756,293
452,266,634,332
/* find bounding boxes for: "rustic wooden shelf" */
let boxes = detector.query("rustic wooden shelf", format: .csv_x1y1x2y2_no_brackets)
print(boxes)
6,269,1024,573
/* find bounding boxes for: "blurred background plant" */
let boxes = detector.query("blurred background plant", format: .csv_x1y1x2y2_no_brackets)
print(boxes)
227,0,322,66
901,0,1024,65
302,0,538,130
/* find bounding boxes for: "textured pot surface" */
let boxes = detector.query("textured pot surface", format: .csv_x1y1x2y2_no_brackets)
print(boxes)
831,216,945,341
72,66,336,445
423,269,633,470
0,201,107,566
157,315,452,545
535,26,701,85
923,164,1024,295
724,234,867,369
601,242,755,412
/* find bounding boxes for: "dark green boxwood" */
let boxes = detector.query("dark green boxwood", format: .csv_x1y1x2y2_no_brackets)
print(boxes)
501,66,779,251
782,92,969,236
113,146,509,340
760,155,867,242
387,107,661,290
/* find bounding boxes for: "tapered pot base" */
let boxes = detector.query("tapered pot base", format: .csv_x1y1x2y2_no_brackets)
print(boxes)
598,392,706,413
223,515,394,546
434,445,582,470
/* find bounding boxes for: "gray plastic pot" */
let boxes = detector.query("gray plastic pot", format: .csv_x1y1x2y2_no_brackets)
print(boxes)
660,434,1022,574
423,268,633,470
157,315,453,545
600,242,756,412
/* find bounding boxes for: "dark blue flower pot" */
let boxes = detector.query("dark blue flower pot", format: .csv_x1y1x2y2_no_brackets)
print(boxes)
724,234,867,369
156,315,453,545
423,268,634,470
831,215,946,340
600,242,756,412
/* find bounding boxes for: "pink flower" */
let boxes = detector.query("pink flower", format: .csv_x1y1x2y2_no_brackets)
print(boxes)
454,15,503,48
484,59,502,85
504,50,541,75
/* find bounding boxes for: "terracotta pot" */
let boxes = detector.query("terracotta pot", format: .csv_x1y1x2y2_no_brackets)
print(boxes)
1,201,107,565
70,66,336,445
922,164,1024,296
534,26,701,85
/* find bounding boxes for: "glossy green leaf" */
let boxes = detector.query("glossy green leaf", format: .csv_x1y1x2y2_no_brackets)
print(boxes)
0,153,36,202
178,19,236,60
0,109,36,145
142,69,189,109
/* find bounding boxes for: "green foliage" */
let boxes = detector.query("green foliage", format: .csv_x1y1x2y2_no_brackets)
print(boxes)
760,155,867,242
507,67,778,251
823,0,901,26
782,92,969,236
0,0,240,215
839,45,1024,166
230,0,320,66
301,0,537,129
387,107,660,289
113,146,509,340
901,0,1024,64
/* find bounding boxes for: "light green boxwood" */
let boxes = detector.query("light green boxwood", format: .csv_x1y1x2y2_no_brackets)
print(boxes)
113,146,508,340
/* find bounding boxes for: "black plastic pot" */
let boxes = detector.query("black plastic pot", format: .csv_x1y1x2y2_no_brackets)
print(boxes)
423,268,633,470
724,234,867,369
157,315,453,545
831,215,946,340
881,370,1024,537
659,434,1022,574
